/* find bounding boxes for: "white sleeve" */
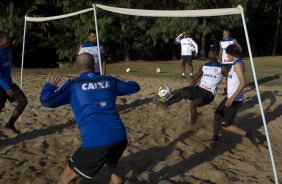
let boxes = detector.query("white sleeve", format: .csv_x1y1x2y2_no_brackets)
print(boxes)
175,34,182,43
191,39,198,53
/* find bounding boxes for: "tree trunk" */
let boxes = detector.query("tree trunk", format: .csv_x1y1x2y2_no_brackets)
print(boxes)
123,40,130,62
200,33,206,59
272,0,282,56
121,21,130,61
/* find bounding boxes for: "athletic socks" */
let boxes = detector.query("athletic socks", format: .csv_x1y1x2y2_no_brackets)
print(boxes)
181,73,185,78
189,73,193,77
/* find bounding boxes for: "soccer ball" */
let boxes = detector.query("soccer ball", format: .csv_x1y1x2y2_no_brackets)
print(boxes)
158,85,171,98
126,68,131,72
156,68,161,73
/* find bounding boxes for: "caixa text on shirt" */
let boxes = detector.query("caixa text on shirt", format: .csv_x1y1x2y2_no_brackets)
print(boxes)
82,81,110,90
203,73,217,78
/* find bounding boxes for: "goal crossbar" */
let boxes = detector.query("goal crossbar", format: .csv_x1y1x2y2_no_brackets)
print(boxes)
95,4,242,17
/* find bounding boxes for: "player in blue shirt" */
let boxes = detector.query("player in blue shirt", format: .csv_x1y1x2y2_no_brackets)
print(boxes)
0,31,28,134
40,53,140,184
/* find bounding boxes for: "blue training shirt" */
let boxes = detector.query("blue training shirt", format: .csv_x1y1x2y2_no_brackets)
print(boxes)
0,47,12,90
40,72,140,148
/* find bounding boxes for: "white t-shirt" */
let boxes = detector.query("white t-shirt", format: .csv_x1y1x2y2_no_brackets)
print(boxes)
220,37,234,64
79,42,104,73
199,63,222,96
176,34,198,56
227,59,244,101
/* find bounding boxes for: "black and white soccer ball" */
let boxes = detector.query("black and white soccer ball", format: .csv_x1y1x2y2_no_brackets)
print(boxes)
158,85,171,98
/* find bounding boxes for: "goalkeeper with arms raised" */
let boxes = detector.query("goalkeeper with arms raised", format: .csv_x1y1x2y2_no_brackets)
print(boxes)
40,53,140,184
154,49,227,126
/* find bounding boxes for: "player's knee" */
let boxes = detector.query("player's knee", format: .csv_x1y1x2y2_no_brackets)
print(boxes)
19,98,28,107
59,172,73,184
190,101,196,108
180,88,189,98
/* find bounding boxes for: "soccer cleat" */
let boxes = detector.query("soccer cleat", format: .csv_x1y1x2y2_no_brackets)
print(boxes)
153,96,167,110
245,132,261,152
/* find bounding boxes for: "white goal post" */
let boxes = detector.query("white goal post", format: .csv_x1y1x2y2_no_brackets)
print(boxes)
21,4,279,183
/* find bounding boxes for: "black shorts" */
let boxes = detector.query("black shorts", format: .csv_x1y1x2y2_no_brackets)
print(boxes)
68,140,127,180
222,63,232,70
0,83,27,110
214,97,243,127
181,55,192,65
183,86,214,105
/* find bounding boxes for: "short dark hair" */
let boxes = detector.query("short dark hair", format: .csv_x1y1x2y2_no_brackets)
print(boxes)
0,31,8,39
226,44,241,58
88,29,96,36
223,27,230,33
209,48,219,55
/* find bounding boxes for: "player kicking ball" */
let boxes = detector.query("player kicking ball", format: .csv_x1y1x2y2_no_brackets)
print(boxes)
153,49,227,126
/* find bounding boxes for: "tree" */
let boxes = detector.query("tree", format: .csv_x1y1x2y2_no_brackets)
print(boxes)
273,0,282,55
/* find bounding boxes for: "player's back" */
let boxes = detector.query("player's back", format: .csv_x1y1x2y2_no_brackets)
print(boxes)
69,72,140,147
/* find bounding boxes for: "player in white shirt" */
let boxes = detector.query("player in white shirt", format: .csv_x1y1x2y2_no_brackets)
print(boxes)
153,49,227,126
213,44,259,151
176,32,198,78
219,28,242,95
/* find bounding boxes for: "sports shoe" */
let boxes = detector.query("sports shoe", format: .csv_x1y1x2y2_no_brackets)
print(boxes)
245,132,261,152
153,96,167,110
5,123,21,134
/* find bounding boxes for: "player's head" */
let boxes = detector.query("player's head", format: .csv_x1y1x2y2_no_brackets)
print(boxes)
208,49,219,60
0,31,10,48
87,29,96,42
183,32,189,38
226,44,241,61
222,28,231,39
76,53,95,73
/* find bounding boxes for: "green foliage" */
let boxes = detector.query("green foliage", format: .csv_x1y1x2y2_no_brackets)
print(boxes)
0,0,280,64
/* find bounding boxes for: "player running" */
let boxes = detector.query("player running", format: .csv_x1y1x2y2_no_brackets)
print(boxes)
213,44,259,150
0,31,28,134
153,49,227,126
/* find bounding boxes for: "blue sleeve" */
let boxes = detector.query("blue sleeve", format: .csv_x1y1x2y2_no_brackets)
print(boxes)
0,78,11,90
115,78,140,96
40,80,71,108
0,54,11,90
